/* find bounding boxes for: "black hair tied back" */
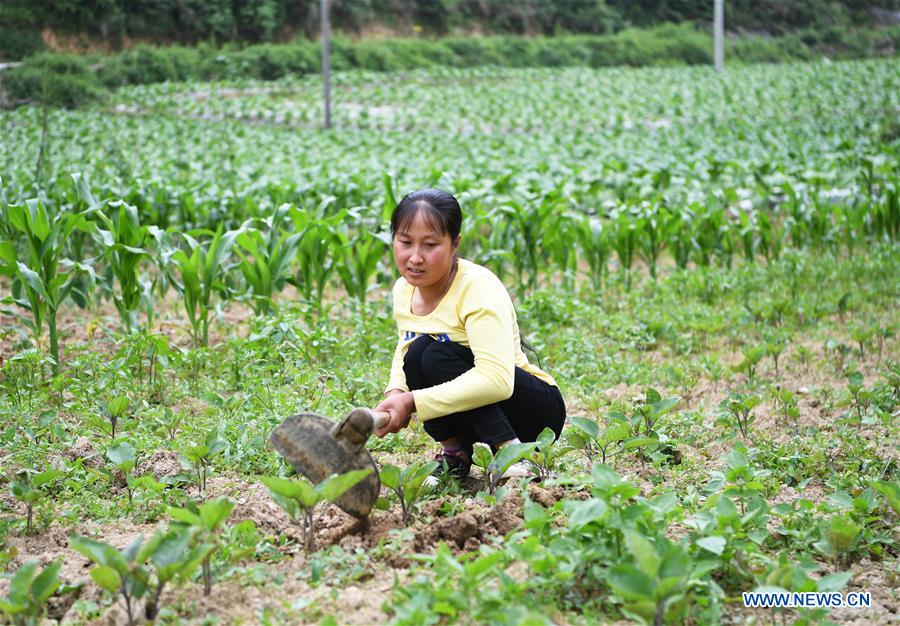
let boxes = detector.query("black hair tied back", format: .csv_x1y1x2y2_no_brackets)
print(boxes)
390,188,463,241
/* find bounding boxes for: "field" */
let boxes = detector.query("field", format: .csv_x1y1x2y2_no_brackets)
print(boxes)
0,58,898,625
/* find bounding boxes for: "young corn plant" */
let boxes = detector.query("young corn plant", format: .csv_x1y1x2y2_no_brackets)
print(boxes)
290,205,343,313
334,220,390,309
261,469,372,552
167,496,235,596
167,226,239,347
235,205,302,315
0,197,97,374
379,460,439,526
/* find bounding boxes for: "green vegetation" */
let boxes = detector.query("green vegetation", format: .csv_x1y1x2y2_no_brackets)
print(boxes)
6,23,900,108
0,58,897,624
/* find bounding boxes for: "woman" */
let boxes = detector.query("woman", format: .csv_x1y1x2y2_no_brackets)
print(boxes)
374,188,566,481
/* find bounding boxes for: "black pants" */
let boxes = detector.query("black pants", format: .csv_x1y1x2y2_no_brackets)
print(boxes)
403,335,566,452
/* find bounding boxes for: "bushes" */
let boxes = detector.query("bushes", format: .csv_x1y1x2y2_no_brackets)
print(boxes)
4,53,100,107
3,25,898,109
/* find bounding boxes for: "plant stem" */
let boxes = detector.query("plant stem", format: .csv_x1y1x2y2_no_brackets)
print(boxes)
203,558,212,596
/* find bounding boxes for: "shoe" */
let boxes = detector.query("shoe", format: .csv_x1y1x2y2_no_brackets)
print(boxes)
423,450,472,488
489,459,533,485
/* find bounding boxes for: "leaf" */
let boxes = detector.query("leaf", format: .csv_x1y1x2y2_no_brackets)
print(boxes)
569,415,600,439
33,469,63,487
260,475,316,506
106,442,136,471
8,561,38,599
106,396,129,417
696,536,726,555
608,564,655,602
817,571,852,593
488,442,534,476
567,497,608,529
472,446,492,470
625,530,661,579
198,496,234,530
90,565,122,593
167,507,202,526
464,551,504,579
379,464,401,490
30,560,62,604
317,469,373,503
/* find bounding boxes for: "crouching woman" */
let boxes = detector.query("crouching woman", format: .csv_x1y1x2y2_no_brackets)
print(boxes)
373,188,566,481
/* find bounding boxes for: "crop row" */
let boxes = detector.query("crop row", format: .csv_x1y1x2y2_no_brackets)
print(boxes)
1,170,896,371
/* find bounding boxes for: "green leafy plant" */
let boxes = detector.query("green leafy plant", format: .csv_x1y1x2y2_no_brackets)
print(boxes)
733,345,766,384
100,396,129,439
379,460,439,526
167,496,235,595
607,531,696,626
0,196,97,374
167,226,239,347
261,469,372,552
9,469,63,534
180,427,228,493
70,531,211,626
234,205,301,315
566,415,631,465
721,393,761,440
0,560,77,626
814,515,862,571
526,426,565,481
472,442,535,496
106,441,138,504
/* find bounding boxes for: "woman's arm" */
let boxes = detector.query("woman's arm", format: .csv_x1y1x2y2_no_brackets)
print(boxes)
411,280,515,420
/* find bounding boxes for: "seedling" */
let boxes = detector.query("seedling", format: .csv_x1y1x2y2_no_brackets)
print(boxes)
101,396,129,439
848,324,872,359
607,531,696,626
106,441,138,504
720,448,770,516
0,560,74,626
733,345,766,384
764,334,786,377
167,496,235,595
527,426,566,481
814,515,861,571
180,427,228,493
567,416,630,465
261,469,372,552
9,468,63,534
791,344,813,374
769,386,799,427
379,460,439,526
472,442,534,495
846,371,869,420
71,531,211,626
722,393,761,440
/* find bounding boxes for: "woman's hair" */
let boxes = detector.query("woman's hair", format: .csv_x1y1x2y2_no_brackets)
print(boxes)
390,188,462,242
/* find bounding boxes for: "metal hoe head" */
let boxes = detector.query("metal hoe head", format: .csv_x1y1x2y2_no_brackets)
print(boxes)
269,407,381,519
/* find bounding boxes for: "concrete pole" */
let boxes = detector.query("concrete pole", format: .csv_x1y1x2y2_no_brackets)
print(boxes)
714,0,724,73
321,0,331,129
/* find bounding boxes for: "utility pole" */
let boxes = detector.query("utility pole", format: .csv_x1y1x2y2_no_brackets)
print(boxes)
321,0,331,129
714,0,724,72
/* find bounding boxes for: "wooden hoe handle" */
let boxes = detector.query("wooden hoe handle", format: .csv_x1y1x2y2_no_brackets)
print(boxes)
372,410,392,429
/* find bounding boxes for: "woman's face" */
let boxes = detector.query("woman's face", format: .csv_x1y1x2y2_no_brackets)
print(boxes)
393,209,458,291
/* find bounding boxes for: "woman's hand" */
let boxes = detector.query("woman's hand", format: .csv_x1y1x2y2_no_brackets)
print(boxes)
373,390,415,437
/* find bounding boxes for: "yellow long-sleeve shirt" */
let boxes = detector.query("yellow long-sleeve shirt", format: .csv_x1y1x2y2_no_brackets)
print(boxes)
385,258,558,421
